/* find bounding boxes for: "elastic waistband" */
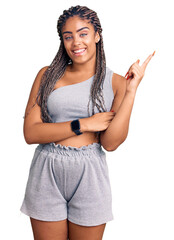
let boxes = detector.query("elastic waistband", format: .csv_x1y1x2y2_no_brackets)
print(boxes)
36,142,103,156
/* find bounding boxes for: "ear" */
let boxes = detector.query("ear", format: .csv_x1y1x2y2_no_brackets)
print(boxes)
95,31,100,43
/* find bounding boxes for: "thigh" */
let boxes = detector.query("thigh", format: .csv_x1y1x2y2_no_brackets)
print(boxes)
30,217,68,240
68,220,106,240
67,150,114,226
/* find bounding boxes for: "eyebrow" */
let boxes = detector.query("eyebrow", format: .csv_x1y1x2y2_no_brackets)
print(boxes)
62,27,89,35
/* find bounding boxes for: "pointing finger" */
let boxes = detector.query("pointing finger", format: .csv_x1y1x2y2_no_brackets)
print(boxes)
141,51,155,70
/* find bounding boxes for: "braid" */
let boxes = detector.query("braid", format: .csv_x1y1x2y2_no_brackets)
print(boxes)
25,5,107,122
35,41,70,122
87,30,107,116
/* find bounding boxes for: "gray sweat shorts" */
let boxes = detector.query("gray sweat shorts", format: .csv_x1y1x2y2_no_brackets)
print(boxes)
20,142,114,226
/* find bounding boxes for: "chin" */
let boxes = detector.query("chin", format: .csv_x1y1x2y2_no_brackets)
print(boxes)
71,58,89,65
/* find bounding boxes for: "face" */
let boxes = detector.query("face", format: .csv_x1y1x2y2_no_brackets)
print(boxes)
61,16,100,65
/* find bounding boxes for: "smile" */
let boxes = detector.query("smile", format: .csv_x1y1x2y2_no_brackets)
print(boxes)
72,48,86,56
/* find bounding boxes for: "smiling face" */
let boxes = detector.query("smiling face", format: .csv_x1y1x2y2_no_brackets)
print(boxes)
61,16,100,65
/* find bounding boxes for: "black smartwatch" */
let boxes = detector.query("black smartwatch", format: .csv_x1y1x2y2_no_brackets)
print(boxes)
70,119,83,135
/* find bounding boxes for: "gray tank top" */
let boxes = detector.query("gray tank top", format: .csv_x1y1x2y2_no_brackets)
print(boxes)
47,66,115,123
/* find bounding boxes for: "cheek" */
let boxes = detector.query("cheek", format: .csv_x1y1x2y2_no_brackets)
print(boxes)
85,38,96,49
63,42,72,55
88,40,97,52
63,41,70,50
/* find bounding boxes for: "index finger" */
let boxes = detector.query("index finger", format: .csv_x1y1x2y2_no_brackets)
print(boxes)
141,51,155,70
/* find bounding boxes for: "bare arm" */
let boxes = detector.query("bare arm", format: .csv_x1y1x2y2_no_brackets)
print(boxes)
24,120,88,145
100,82,135,151
23,66,88,144
100,74,134,151
100,52,155,151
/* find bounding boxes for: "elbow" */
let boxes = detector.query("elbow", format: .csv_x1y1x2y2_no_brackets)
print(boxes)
23,121,43,144
25,139,34,145
106,137,127,152
24,128,37,145
24,133,35,145
99,134,116,152
100,141,119,152
105,144,119,152
100,130,128,152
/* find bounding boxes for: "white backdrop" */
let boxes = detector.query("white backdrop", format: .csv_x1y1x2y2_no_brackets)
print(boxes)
1,0,174,239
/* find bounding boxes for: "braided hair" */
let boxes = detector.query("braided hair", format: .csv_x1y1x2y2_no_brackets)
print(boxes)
25,5,107,123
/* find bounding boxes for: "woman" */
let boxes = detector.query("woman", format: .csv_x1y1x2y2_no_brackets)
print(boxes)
20,5,155,240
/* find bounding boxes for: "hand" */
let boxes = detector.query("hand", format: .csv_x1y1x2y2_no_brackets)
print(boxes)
125,51,155,93
86,112,116,132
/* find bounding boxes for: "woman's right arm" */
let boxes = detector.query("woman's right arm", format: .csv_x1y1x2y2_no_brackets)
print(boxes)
23,66,89,144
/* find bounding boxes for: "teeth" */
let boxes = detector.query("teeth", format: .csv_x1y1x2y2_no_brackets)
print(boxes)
73,49,85,53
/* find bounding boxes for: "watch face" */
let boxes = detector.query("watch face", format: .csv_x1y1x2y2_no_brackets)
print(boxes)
71,120,80,130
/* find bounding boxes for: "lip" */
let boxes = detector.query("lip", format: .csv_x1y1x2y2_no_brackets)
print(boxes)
71,48,86,56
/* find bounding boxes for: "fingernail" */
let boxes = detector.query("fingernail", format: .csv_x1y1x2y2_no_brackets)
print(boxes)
110,110,114,112
137,59,140,63
125,71,129,77
126,75,130,80
152,50,156,56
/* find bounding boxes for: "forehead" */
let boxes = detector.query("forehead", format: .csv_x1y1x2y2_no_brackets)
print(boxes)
62,16,94,33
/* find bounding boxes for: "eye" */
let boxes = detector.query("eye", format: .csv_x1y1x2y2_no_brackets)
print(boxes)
80,33,87,37
65,36,72,40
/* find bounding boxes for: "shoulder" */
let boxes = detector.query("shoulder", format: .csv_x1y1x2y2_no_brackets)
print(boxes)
41,65,49,72
112,72,127,97
108,71,127,113
27,66,49,104
32,66,49,89
23,66,49,121
106,67,126,97
37,66,49,79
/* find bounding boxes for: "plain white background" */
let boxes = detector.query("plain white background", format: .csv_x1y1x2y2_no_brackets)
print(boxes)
1,0,174,239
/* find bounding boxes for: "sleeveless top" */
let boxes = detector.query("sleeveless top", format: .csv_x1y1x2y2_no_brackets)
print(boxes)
47,66,115,123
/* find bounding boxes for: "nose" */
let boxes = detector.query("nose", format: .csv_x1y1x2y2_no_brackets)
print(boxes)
72,35,82,46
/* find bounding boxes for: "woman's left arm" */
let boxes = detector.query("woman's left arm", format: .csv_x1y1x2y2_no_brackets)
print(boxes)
100,74,135,151
100,52,155,151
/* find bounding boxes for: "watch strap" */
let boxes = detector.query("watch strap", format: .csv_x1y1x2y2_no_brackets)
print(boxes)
73,129,83,135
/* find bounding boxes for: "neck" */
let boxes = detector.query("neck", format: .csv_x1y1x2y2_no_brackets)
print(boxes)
68,56,96,75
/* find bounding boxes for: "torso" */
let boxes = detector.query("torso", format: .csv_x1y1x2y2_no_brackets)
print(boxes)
52,65,117,148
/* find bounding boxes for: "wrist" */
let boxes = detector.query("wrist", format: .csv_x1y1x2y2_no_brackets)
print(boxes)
79,118,89,132
126,89,137,98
